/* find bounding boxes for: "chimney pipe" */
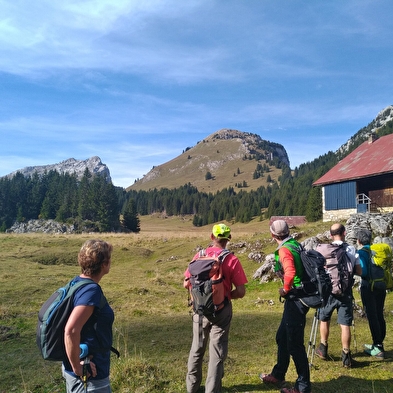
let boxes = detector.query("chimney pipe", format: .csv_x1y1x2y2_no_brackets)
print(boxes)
368,132,378,144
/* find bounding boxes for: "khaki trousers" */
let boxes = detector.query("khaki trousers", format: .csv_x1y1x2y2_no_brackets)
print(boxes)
186,302,232,393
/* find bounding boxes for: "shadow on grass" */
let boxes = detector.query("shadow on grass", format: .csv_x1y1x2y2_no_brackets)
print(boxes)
311,375,393,393
224,374,393,393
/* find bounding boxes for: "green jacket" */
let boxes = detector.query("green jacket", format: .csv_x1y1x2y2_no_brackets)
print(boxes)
274,237,304,288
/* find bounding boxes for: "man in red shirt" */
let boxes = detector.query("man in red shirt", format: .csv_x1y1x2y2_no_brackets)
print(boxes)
184,223,248,393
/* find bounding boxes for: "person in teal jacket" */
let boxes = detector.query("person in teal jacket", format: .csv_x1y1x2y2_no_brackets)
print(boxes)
357,229,386,360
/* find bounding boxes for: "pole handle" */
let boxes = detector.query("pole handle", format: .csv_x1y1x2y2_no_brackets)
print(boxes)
80,344,89,358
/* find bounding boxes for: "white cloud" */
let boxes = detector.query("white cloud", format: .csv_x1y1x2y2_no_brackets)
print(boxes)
1,0,393,187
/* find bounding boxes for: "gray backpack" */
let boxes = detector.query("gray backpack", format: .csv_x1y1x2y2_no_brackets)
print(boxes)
316,243,353,297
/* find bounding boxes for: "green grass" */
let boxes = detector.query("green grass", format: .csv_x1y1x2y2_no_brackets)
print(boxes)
0,217,392,392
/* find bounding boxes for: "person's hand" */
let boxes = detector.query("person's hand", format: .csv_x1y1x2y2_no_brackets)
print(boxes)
183,278,190,289
78,358,97,379
279,287,288,298
275,271,284,280
88,360,97,377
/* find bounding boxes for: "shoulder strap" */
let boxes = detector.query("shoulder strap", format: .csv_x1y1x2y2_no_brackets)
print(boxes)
198,249,206,257
364,248,374,281
334,243,347,260
218,249,231,262
281,241,302,255
63,278,98,304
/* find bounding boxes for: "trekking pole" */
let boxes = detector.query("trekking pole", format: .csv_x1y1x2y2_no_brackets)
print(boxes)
307,309,319,369
80,344,89,393
352,319,357,353
306,311,315,358
81,357,89,393
352,299,358,353
350,297,358,353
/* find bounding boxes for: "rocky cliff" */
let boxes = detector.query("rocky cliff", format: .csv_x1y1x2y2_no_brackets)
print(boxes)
337,105,393,156
5,156,112,183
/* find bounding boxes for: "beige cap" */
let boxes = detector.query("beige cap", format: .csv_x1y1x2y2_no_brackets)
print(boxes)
270,220,289,237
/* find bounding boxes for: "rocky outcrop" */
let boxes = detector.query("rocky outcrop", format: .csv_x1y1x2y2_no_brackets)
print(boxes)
5,156,112,183
337,105,393,156
6,218,106,234
345,212,393,245
7,219,75,234
210,129,290,167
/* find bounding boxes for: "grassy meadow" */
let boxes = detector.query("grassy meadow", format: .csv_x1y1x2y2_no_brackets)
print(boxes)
0,215,392,393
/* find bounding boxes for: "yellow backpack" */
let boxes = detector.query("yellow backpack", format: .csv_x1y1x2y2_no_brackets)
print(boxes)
370,243,393,290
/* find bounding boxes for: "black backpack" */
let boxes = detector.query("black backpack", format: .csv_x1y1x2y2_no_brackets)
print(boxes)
37,277,119,361
284,243,332,308
317,243,353,296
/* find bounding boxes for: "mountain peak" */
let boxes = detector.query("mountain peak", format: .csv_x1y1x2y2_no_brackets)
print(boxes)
5,156,112,183
129,129,289,193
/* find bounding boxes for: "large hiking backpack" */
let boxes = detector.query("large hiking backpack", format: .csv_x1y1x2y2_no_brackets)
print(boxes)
316,243,353,296
285,243,332,309
370,243,393,290
187,249,231,318
37,277,96,361
363,248,388,291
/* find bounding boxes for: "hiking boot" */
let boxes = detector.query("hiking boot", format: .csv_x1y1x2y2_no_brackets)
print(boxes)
315,343,328,360
342,350,357,368
364,345,385,359
259,373,284,388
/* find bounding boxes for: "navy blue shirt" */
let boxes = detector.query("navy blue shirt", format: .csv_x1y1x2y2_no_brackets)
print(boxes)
63,276,114,380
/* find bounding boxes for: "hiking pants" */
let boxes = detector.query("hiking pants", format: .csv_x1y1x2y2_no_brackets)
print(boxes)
271,298,311,393
360,283,386,346
62,365,111,393
186,302,232,393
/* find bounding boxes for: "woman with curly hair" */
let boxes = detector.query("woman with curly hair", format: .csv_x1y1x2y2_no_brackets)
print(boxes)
62,239,115,393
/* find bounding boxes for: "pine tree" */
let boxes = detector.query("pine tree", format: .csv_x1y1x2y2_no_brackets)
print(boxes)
306,187,322,222
122,198,140,232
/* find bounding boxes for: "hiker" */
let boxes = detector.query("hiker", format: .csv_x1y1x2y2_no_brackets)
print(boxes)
357,229,386,360
260,220,311,393
184,223,248,393
315,223,362,367
62,239,115,393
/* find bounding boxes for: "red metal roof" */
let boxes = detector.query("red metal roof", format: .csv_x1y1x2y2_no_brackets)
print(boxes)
269,216,306,226
313,134,393,186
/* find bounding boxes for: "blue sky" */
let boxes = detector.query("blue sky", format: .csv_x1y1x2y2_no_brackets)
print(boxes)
1,0,392,188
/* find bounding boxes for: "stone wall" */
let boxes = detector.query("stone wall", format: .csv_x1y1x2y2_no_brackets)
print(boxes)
322,208,357,222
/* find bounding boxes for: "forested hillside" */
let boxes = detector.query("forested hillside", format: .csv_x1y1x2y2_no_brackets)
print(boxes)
0,151,337,231
0,170,122,232
1,113,393,232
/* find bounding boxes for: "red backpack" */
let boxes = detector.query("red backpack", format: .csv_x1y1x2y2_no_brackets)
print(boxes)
187,249,231,318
